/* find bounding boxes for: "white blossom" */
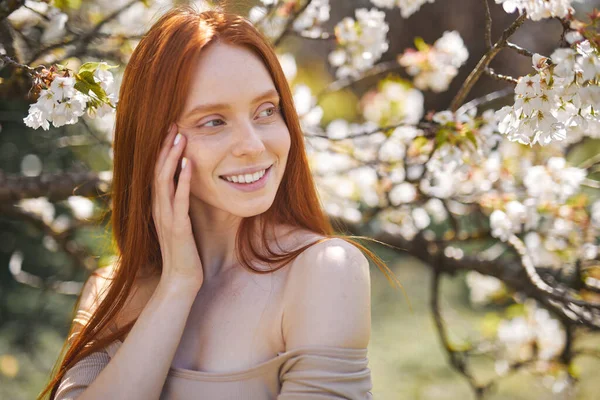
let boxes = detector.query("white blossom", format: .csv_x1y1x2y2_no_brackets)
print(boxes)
23,104,50,130
330,8,389,79
389,182,417,205
277,53,297,81
19,197,55,224
50,76,76,100
411,207,430,229
497,300,565,362
370,0,436,18
591,200,600,229
497,40,600,146
41,10,68,44
361,79,424,126
293,0,330,35
495,0,578,21
398,31,468,92
67,196,95,219
466,271,504,306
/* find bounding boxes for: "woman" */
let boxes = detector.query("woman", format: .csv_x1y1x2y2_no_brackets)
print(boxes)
39,5,396,400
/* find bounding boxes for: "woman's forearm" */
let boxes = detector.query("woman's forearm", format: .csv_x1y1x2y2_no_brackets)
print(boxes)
77,280,197,400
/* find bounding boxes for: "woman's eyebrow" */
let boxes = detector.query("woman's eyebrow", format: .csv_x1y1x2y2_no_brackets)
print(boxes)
184,89,280,118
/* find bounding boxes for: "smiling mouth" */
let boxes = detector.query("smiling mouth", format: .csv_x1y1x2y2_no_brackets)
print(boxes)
219,165,273,184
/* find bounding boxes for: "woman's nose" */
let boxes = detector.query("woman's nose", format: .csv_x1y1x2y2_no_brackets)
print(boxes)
231,122,266,158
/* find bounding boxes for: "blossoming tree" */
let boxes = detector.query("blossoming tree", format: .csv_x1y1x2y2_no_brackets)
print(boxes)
1,0,600,398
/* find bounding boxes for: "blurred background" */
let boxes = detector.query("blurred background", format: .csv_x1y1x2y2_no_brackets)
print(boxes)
1,0,600,399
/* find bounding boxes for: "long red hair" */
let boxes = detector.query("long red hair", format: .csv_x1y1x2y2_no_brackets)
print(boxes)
39,6,398,399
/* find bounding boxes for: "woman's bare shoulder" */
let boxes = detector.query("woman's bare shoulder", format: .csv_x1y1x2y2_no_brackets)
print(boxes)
280,237,371,349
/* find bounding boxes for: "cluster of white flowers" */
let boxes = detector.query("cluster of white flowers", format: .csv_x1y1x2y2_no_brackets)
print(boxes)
524,157,586,204
292,84,324,131
328,8,389,79
419,108,500,200
465,271,505,307
489,200,538,241
8,2,67,45
496,300,566,363
495,0,579,21
23,77,87,130
489,157,585,241
360,78,424,126
24,63,117,130
369,0,436,18
398,31,469,92
496,40,600,146
293,0,331,35
250,0,332,42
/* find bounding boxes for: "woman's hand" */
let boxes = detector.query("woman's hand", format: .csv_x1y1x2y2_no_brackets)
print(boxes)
152,124,204,292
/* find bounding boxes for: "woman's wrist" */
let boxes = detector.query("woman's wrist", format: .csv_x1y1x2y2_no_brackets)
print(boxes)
156,275,202,300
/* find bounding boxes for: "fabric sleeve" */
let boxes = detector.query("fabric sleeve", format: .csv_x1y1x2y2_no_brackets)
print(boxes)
277,347,373,400
54,350,111,400
54,337,121,400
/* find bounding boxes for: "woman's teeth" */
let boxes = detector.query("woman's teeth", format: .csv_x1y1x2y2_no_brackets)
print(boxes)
223,168,266,184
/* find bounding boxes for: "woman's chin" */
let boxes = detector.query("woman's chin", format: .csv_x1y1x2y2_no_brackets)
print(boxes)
228,200,274,218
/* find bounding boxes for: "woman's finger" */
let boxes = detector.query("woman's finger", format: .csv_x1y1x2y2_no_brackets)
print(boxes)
157,132,186,207
173,157,191,224
155,124,179,179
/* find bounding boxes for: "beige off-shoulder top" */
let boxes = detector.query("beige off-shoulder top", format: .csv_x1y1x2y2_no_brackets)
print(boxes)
54,338,373,399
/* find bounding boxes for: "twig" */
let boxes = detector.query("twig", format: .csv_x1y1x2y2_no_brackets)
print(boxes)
482,0,492,50
292,30,334,40
27,0,140,65
23,4,50,21
582,178,600,189
456,87,514,115
0,0,26,21
507,234,600,313
1,204,97,273
272,0,313,47
305,121,435,141
450,13,528,112
0,54,37,75
431,267,490,399
485,67,519,84
578,152,600,170
0,171,109,203
506,41,534,57
316,60,401,101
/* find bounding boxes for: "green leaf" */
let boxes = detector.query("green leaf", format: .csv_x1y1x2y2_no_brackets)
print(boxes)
414,37,429,52
53,0,82,11
435,130,448,150
480,312,502,338
413,136,429,150
466,131,478,148
568,362,581,379
75,71,109,103
505,303,526,319
78,62,102,75
79,62,119,75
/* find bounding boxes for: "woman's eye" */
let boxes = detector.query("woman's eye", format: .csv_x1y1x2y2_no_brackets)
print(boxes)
257,106,280,119
202,118,225,128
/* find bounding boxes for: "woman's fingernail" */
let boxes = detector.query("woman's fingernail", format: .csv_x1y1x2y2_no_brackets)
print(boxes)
181,157,188,169
174,133,182,146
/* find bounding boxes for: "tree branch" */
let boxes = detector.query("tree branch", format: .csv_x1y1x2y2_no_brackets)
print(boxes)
482,0,492,50
485,67,519,84
450,12,528,112
506,41,534,57
0,171,109,204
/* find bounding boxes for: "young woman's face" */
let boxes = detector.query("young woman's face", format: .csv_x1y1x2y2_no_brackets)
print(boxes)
177,41,291,218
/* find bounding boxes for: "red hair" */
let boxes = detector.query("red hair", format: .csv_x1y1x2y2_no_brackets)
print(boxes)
39,6,398,399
